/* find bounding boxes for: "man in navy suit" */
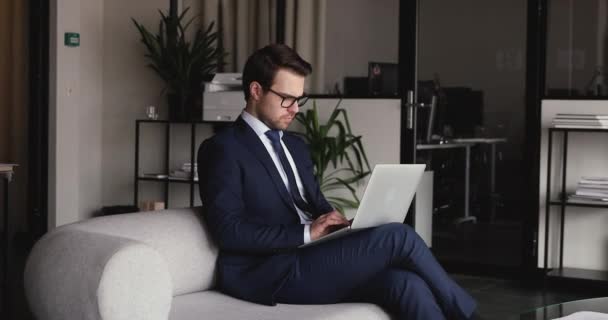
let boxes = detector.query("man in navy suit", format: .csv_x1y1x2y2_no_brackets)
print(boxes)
198,44,477,319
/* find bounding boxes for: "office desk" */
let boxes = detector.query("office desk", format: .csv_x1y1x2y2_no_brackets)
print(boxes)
453,138,507,220
417,138,507,223
1,164,16,319
417,142,476,223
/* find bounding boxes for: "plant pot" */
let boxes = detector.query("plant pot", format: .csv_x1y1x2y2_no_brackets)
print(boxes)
167,92,202,122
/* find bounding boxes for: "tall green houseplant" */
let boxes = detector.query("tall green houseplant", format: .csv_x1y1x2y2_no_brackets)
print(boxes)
132,7,225,121
294,100,371,214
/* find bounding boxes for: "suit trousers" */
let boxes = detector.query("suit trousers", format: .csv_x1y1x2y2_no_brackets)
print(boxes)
275,223,477,320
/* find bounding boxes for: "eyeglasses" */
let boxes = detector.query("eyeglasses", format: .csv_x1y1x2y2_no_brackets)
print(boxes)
266,88,309,108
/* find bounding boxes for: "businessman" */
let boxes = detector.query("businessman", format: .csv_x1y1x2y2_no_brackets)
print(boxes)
198,44,477,319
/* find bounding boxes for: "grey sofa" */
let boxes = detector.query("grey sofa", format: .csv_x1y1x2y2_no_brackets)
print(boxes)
24,207,390,320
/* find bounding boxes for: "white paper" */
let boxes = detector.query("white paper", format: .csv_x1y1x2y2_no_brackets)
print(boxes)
554,311,608,320
211,73,242,85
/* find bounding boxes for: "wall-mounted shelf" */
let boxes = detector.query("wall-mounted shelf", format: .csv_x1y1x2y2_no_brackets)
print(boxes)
137,176,199,184
549,200,608,209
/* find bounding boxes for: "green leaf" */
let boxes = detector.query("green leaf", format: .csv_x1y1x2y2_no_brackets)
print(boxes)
297,99,371,210
326,196,360,210
131,7,224,96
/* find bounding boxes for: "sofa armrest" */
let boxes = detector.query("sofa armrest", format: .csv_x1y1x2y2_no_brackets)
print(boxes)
24,228,173,320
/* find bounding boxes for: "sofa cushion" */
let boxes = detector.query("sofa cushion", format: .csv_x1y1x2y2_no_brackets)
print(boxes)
169,291,391,320
70,207,218,295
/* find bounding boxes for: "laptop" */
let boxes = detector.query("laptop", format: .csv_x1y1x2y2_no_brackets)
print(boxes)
299,164,426,248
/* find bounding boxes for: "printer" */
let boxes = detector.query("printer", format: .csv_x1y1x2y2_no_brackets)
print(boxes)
203,73,244,122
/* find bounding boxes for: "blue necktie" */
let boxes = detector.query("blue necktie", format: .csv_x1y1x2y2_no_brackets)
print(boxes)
265,130,313,215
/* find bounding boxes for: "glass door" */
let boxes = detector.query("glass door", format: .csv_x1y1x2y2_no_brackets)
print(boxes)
400,0,533,270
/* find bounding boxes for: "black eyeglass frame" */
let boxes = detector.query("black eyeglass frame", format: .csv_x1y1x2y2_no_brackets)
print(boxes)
266,87,309,108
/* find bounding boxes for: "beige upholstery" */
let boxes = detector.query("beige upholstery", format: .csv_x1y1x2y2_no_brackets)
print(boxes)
24,207,391,320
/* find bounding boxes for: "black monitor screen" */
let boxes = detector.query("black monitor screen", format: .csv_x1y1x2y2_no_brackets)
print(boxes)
416,84,484,141
368,62,398,97
442,87,483,137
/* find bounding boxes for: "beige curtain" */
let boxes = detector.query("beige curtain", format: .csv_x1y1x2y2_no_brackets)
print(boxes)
0,0,28,231
284,0,326,93
201,0,326,93
0,0,28,163
202,0,277,72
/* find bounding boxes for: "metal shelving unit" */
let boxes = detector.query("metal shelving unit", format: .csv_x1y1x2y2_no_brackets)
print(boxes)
133,119,221,208
544,127,608,283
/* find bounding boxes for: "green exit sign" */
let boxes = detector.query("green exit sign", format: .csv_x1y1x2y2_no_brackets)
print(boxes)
64,32,80,47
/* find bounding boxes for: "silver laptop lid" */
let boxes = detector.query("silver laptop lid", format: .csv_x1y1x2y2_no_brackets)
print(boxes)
350,164,426,229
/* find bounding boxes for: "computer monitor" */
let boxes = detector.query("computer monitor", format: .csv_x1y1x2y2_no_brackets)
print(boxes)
442,87,484,137
416,80,441,143
344,76,369,96
368,62,399,97
416,83,484,141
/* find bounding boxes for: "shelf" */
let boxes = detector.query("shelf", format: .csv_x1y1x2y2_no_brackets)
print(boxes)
549,200,608,208
136,119,228,124
547,267,608,282
307,94,401,99
543,96,608,100
137,176,198,184
549,127,608,133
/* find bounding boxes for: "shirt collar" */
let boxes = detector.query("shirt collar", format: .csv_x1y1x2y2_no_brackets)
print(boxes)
241,110,283,139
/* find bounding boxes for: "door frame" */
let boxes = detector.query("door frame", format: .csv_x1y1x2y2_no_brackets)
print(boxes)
28,0,50,239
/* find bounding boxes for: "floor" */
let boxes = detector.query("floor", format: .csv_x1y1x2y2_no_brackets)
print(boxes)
452,274,605,320
434,220,524,267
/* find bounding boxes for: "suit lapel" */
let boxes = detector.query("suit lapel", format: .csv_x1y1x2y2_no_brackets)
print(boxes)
234,117,296,212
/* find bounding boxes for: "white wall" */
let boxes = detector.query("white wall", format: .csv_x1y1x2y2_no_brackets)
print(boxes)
324,0,399,93
49,0,103,228
538,99,608,271
50,0,204,228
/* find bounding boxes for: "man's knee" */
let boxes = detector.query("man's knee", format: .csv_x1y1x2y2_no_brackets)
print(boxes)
377,222,415,234
375,222,420,245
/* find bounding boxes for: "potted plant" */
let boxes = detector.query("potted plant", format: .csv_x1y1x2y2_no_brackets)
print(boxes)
294,100,371,214
132,7,225,121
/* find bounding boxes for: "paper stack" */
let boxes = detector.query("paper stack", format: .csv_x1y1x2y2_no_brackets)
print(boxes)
569,177,608,202
553,114,608,129
553,311,608,320
204,73,242,92
170,162,198,181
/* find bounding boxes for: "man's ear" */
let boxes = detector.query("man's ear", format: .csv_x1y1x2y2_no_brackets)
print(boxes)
250,81,263,101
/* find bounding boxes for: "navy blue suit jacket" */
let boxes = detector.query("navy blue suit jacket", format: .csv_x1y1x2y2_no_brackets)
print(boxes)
198,116,333,305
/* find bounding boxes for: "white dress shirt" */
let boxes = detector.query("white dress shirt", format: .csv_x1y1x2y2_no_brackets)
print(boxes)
241,110,313,244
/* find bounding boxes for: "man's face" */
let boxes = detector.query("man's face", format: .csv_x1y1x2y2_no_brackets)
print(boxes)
248,68,305,131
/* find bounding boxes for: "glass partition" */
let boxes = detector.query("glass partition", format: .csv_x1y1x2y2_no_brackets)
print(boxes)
545,0,608,98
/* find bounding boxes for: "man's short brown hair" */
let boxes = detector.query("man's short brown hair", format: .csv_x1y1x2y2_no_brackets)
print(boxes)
241,44,312,101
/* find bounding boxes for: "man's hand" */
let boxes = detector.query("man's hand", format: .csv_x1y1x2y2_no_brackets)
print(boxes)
310,211,351,241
